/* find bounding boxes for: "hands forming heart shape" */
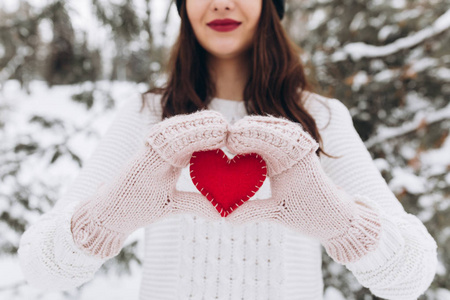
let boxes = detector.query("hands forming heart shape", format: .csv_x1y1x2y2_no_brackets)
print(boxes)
139,108,322,222
72,109,381,262
187,111,320,218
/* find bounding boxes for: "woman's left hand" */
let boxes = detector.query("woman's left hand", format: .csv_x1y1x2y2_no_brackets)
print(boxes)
225,115,382,264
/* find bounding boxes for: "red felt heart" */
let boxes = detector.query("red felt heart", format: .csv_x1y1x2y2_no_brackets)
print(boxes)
189,149,267,217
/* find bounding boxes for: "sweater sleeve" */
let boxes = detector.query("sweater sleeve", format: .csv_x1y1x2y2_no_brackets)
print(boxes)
308,95,438,300
17,91,162,291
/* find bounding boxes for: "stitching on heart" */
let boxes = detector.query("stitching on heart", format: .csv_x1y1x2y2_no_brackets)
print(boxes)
189,149,267,217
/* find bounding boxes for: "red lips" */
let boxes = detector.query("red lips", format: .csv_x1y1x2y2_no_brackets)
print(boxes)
207,18,242,32
207,18,241,25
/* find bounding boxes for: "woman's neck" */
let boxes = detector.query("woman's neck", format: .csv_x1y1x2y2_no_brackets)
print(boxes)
207,53,250,102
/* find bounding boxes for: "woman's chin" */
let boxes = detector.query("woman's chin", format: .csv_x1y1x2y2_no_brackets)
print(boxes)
206,46,247,59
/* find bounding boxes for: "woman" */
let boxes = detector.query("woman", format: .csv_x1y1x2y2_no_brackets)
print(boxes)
18,0,438,299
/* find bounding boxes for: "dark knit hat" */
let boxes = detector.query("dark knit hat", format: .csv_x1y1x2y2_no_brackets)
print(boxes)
175,0,285,20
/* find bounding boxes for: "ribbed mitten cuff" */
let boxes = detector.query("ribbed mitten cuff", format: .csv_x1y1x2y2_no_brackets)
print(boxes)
345,212,405,272
18,201,106,291
321,194,383,264
71,200,128,259
56,201,111,266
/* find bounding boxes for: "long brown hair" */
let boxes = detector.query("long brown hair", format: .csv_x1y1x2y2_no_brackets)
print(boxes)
141,0,337,159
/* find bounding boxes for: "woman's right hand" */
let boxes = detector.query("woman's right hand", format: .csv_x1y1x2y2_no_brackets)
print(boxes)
71,109,228,259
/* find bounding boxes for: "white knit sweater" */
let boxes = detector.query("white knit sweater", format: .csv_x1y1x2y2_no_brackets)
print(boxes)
17,91,438,300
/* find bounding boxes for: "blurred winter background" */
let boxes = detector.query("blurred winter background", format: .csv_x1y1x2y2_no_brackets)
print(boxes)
0,0,449,299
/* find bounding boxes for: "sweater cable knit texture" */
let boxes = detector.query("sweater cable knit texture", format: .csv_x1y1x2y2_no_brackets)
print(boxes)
17,91,438,300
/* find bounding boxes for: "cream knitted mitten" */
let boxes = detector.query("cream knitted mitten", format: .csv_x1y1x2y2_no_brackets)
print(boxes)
71,110,228,259
225,115,382,264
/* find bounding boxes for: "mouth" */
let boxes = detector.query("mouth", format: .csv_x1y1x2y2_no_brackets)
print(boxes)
207,18,242,32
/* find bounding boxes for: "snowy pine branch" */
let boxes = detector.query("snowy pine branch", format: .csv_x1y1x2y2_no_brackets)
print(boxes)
365,102,450,149
333,9,450,61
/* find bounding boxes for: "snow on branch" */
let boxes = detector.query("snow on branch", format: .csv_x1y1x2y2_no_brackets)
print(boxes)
365,102,450,149
333,9,450,61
